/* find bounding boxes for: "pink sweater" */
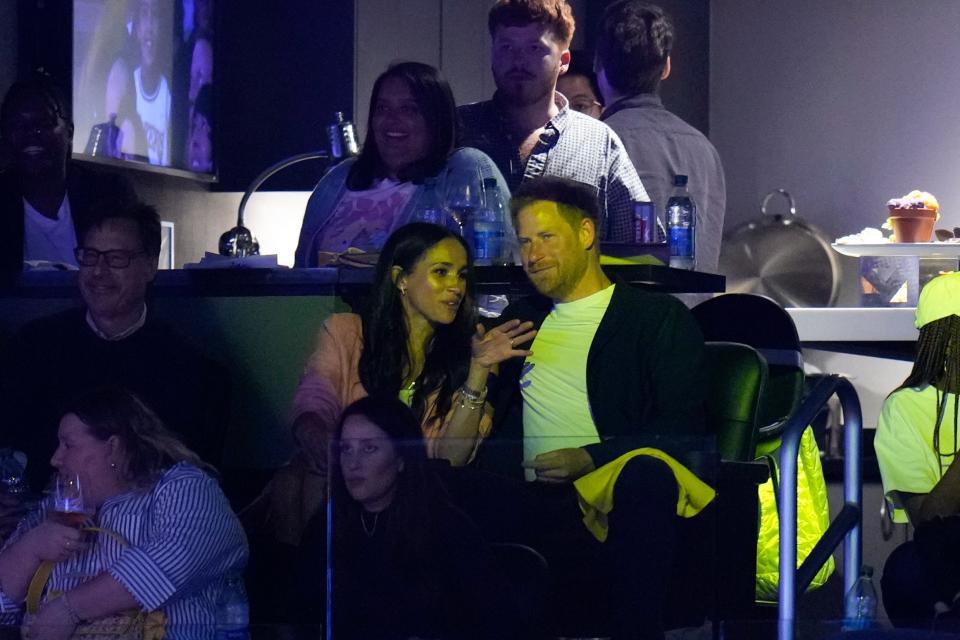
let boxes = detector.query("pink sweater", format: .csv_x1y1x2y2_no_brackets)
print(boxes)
246,313,491,546
292,313,491,463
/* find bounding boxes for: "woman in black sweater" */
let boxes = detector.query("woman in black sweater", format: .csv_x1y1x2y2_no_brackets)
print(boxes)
298,396,508,639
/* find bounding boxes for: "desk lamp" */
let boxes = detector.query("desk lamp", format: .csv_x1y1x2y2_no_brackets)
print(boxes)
219,112,359,257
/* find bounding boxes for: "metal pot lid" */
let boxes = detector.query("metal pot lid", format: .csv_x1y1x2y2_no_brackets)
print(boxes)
720,189,840,308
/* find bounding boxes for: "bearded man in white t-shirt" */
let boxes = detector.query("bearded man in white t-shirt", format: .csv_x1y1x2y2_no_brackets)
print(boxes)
480,175,710,639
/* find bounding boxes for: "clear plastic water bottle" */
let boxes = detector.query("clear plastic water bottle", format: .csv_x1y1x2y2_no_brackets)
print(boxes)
215,574,249,639
471,178,507,266
842,565,878,631
666,175,697,270
413,179,448,227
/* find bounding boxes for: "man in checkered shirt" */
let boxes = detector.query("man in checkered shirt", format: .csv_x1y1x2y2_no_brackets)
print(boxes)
457,0,649,243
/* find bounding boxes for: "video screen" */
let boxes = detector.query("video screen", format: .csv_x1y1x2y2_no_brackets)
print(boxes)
72,0,215,176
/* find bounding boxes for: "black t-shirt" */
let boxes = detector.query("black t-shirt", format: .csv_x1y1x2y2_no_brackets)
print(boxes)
293,469,508,639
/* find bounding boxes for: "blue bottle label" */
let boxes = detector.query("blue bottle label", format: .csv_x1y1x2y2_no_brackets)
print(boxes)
669,227,693,258
473,229,502,260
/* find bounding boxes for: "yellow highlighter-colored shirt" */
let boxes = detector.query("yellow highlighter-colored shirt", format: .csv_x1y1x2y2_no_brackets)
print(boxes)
521,284,615,480
875,384,958,523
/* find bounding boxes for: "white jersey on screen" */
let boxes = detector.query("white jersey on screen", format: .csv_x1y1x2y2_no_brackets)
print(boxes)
134,67,171,166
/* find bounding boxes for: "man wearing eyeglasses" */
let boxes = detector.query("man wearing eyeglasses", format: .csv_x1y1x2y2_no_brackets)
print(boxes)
75,207,158,340
556,50,604,120
0,201,228,493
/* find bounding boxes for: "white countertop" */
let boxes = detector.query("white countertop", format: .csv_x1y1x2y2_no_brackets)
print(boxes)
786,307,918,342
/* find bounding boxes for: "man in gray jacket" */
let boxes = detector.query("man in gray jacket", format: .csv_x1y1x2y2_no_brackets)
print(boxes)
596,1,726,273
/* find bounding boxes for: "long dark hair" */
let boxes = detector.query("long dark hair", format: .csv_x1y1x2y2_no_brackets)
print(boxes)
894,314,960,477
346,62,457,190
331,396,443,567
63,386,215,484
358,223,476,425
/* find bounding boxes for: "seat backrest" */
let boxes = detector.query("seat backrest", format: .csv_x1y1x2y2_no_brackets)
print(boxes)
693,294,804,437
489,542,550,635
702,341,768,462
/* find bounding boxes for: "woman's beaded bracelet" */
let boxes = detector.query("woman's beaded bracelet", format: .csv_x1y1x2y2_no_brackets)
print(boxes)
458,384,487,410
460,383,487,401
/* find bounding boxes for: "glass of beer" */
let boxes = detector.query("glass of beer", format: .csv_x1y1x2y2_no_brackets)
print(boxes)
52,474,88,527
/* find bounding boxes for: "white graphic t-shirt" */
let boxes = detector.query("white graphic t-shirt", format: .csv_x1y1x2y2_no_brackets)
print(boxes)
313,179,417,261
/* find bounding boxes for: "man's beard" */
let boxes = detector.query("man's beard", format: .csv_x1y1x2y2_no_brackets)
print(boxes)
494,69,555,108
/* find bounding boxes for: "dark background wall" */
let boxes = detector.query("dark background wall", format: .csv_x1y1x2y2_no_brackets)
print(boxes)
15,0,72,92
711,0,960,242
216,0,355,191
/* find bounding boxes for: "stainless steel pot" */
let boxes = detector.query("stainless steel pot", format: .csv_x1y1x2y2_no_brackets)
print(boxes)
720,189,840,307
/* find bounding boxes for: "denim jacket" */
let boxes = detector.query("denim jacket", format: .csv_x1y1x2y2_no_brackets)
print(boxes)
294,147,515,267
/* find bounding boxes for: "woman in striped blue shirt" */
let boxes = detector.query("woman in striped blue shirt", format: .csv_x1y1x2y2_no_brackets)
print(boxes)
0,387,248,639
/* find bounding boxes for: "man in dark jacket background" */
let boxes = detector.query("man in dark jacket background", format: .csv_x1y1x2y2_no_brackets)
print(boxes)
0,75,136,278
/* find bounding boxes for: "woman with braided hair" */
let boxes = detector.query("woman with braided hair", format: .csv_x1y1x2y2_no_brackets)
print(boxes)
876,272,960,627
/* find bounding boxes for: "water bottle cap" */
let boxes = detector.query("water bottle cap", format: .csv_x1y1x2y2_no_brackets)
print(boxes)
673,175,689,187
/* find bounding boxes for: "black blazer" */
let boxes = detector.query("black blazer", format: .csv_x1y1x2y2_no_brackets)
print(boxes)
0,161,137,276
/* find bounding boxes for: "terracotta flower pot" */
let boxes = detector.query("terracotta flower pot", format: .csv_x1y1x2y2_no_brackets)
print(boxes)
888,207,936,243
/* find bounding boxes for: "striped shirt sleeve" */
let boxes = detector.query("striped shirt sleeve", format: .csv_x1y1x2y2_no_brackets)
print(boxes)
107,468,248,611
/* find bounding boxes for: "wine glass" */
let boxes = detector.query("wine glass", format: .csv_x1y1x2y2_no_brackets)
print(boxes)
52,474,88,527
444,169,486,236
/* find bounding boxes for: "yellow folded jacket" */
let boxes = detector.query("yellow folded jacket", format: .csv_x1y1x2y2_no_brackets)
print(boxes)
573,448,717,542
599,254,665,266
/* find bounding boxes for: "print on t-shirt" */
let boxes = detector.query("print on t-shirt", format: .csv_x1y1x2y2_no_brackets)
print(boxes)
316,180,416,255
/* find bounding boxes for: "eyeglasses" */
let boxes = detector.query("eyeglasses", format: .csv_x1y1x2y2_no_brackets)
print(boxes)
571,100,603,115
74,247,146,268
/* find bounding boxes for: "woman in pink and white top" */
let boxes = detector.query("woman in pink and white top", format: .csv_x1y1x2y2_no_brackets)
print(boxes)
294,61,511,267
